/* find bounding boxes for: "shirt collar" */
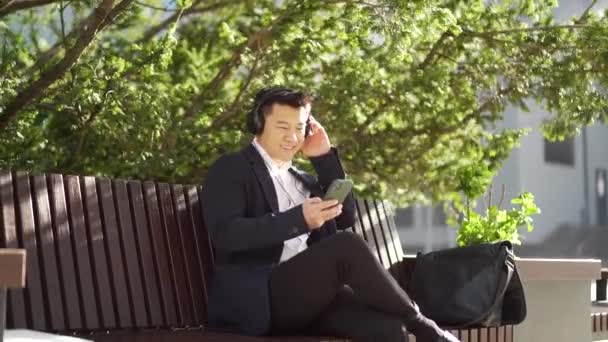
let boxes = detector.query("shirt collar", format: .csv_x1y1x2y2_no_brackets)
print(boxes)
252,139,292,173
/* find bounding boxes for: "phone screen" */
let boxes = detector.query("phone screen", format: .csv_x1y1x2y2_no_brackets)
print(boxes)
323,179,353,204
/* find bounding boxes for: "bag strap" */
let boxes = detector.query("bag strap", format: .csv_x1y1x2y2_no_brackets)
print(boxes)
460,248,515,327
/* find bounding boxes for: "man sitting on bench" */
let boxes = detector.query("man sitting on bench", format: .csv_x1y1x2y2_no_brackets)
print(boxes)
201,86,459,342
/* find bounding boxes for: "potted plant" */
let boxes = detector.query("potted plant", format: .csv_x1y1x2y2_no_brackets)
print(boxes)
447,161,541,247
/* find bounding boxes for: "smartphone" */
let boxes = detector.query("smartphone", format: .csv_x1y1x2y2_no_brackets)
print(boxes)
323,179,354,204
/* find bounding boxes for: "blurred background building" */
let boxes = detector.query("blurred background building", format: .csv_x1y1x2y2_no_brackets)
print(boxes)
394,0,608,264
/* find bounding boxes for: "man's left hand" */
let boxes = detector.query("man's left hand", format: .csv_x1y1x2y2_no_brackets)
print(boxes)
302,116,331,157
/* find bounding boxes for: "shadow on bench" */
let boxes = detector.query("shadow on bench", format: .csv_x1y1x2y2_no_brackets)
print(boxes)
0,170,513,341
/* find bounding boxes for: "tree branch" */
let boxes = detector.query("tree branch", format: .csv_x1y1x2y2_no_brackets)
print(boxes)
0,0,82,18
134,0,180,11
465,24,590,37
417,30,451,70
27,0,133,74
473,85,514,116
0,0,116,130
183,9,291,119
575,0,598,24
138,0,236,43
1,0,51,17
59,0,67,42
498,184,506,209
355,83,513,161
203,51,262,131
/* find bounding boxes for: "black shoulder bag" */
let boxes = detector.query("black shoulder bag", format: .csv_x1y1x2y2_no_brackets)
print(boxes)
406,241,527,328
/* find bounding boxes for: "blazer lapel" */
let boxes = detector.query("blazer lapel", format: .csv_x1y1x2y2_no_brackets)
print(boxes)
288,167,324,198
244,144,279,213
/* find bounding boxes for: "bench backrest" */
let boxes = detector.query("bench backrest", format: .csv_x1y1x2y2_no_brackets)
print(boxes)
0,171,215,332
0,170,403,333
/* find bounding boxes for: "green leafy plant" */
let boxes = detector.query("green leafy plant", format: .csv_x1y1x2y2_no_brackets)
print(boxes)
457,190,541,246
450,162,541,246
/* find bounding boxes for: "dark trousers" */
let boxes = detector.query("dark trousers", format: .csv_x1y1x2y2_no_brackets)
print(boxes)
269,232,418,342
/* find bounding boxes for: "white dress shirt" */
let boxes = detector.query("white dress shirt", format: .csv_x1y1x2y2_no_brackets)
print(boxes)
252,139,310,262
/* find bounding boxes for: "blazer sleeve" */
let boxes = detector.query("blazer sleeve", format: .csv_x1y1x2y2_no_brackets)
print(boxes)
201,154,310,253
309,147,356,230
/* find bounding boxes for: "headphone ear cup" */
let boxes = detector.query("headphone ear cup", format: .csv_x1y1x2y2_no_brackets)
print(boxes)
247,102,265,135
246,109,258,134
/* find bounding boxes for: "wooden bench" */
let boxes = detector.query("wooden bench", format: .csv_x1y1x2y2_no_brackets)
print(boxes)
596,268,608,302
593,269,608,341
593,312,608,339
0,170,512,341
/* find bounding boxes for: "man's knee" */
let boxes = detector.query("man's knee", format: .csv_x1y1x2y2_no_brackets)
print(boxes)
331,231,368,250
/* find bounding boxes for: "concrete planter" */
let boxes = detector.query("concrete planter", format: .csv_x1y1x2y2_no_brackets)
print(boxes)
514,258,601,342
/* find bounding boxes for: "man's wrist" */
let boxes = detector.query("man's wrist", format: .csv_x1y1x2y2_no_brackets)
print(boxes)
306,146,332,158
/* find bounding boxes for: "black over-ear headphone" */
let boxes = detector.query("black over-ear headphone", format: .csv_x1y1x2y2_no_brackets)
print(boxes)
246,87,312,138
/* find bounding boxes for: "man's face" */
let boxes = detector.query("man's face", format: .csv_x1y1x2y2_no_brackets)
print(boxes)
256,103,308,162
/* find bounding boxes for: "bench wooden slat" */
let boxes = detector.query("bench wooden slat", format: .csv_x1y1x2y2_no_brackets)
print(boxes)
362,199,390,268
380,201,404,260
505,325,512,342
348,208,360,236
0,171,27,328
469,328,478,342
480,327,489,342
48,174,82,329
498,326,505,342
128,180,164,326
458,330,466,342
196,186,215,289
172,184,205,325
15,171,47,330
82,176,116,328
112,179,148,327
378,200,408,283
143,181,178,326
65,175,99,329
368,200,398,278
31,174,65,330
353,200,382,263
350,203,363,237
185,185,210,322
375,200,399,265
96,178,133,328
371,199,399,267
157,182,193,325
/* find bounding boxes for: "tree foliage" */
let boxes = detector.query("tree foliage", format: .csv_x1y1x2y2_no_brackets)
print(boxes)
1,0,607,205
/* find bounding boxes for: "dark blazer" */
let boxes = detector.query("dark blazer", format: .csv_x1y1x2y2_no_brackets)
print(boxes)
201,144,356,336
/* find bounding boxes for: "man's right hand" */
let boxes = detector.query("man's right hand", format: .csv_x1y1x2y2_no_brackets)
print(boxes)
302,197,343,230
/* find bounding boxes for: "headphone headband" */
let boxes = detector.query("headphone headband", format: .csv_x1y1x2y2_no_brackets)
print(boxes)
247,87,312,137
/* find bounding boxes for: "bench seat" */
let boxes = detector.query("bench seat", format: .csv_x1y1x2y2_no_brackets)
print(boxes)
72,329,348,342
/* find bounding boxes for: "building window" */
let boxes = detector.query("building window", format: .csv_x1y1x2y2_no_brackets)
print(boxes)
432,205,447,227
395,207,414,229
544,137,574,166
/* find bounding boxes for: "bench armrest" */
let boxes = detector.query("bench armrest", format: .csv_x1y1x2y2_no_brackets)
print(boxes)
0,249,26,288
